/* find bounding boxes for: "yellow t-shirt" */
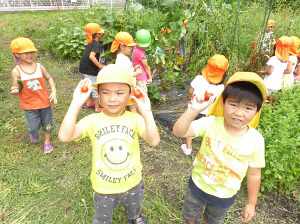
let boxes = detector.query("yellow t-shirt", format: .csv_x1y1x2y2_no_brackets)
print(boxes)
191,116,265,198
76,111,145,194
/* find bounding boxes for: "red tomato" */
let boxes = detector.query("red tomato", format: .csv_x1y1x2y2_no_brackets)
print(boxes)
81,86,89,93
133,87,143,99
204,91,213,101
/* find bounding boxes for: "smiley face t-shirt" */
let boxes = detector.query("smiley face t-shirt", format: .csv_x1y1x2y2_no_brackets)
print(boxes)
76,111,145,194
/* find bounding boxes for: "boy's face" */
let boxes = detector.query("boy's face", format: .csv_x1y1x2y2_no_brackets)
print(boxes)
98,82,131,117
15,51,36,64
222,97,259,132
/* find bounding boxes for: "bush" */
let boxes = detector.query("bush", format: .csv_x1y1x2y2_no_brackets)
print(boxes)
258,85,300,196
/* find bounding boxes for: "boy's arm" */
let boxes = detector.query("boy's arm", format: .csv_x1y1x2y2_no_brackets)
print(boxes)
41,64,57,104
141,58,152,84
11,68,20,94
58,79,92,142
241,167,261,222
89,52,106,69
283,61,294,74
132,87,160,147
259,65,274,75
173,93,214,138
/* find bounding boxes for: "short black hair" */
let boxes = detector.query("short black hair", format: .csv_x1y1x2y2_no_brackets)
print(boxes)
222,81,263,111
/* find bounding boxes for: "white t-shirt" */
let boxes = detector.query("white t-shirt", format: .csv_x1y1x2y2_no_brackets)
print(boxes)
116,54,134,74
191,75,224,115
264,56,288,90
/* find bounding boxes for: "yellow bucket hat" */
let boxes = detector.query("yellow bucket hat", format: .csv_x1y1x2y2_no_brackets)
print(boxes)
110,32,136,53
93,64,133,88
289,36,300,55
85,23,104,44
10,37,38,53
207,72,267,128
267,19,275,27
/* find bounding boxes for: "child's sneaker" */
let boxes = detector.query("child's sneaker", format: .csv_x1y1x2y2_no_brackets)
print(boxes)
30,135,40,143
44,143,53,153
181,144,192,156
129,215,147,224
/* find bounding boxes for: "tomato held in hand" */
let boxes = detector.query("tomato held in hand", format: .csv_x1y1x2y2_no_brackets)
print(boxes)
204,91,213,101
81,86,89,93
133,87,143,99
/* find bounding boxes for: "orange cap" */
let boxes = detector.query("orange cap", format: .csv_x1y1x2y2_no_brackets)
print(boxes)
85,23,104,44
275,36,291,62
110,32,136,53
10,37,37,53
202,54,229,84
289,36,300,55
267,19,275,27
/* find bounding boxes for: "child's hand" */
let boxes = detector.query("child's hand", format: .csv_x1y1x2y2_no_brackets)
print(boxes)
11,86,19,94
131,86,151,113
189,91,215,113
241,203,255,222
146,78,152,84
49,92,58,104
72,78,92,107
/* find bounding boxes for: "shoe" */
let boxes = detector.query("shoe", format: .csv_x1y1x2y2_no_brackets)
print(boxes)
129,215,147,224
30,135,40,143
44,143,53,153
82,104,93,109
181,144,192,156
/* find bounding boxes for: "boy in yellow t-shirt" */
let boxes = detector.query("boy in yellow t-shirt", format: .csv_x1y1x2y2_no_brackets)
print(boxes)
173,72,266,224
58,64,160,224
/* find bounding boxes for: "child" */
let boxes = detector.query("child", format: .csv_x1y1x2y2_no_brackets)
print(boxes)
282,36,300,89
79,22,106,113
181,54,229,156
259,36,290,104
132,29,152,96
251,19,276,71
10,37,57,153
294,49,300,83
110,31,142,112
58,64,160,224
173,72,266,224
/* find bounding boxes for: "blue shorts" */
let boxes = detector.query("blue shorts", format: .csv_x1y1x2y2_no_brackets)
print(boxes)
183,187,231,224
24,106,55,137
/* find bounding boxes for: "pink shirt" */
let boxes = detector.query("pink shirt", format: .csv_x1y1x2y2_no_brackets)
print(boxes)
132,46,148,80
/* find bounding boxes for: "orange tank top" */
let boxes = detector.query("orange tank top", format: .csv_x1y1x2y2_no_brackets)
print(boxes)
17,63,50,110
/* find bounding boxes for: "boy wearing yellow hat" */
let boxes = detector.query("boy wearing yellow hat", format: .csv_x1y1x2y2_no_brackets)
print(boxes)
181,55,229,156
79,22,106,113
10,37,57,153
58,64,160,224
173,72,266,224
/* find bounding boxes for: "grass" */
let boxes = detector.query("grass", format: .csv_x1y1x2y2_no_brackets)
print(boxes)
0,9,299,224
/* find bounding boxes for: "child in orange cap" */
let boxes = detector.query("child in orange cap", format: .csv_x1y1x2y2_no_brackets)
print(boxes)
58,64,160,224
10,37,57,153
259,36,291,104
181,54,229,155
110,31,142,112
281,36,300,89
173,72,266,224
294,49,300,83
79,22,106,113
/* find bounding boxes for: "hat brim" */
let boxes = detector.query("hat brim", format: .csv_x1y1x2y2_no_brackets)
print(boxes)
92,80,133,88
136,43,150,48
202,66,223,84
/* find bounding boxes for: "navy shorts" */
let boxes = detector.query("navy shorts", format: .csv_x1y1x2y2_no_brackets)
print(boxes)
24,106,55,137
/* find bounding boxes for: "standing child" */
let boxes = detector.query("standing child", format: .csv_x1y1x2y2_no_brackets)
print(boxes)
79,22,106,113
58,64,160,224
110,31,142,112
281,36,300,89
181,54,229,156
10,37,57,153
173,72,266,224
259,36,290,104
132,29,152,96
